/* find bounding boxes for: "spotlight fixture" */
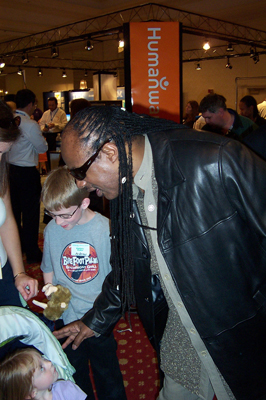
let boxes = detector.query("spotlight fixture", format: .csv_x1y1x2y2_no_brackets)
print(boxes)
196,62,202,70
84,70,88,77
0,58,5,68
85,40,93,51
225,57,232,69
203,40,210,50
62,70,67,78
22,51,29,64
226,42,234,52
51,45,59,58
38,68,43,77
253,53,260,64
17,67,23,75
249,47,255,58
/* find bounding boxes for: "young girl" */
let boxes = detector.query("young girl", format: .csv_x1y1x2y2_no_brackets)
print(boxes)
0,348,88,400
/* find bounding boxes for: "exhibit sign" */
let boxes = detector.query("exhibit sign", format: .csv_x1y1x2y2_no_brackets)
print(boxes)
125,21,182,122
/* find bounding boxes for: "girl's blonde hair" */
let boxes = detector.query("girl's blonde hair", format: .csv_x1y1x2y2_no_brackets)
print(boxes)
41,166,89,212
0,347,41,400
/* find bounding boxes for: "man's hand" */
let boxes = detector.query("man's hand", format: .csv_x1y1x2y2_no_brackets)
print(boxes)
53,320,95,350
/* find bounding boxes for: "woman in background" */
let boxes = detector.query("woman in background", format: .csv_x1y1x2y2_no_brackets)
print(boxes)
182,100,199,128
0,100,38,306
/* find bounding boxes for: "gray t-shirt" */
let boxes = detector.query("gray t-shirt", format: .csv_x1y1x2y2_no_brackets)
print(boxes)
41,212,111,324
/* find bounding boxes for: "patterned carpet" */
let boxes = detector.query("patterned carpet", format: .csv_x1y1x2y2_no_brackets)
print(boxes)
24,233,161,400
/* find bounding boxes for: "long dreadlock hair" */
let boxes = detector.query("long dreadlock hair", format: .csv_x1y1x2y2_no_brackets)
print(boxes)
62,106,182,313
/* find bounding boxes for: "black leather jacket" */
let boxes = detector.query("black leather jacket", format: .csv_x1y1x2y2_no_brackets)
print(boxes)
83,128,266,399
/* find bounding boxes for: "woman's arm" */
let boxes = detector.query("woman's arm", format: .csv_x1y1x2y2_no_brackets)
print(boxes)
0,189,38,301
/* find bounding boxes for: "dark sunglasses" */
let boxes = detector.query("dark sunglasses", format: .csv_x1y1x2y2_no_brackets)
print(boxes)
0,116,21,130
68,137,112,181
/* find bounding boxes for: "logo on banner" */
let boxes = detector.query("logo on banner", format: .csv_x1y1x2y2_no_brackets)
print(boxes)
147,27,169,115
130,21,180,122
61,241,99,283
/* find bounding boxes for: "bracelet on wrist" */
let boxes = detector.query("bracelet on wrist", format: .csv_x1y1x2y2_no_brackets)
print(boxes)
13,271,28,281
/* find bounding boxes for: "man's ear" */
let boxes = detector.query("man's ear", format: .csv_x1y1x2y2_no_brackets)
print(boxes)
101,142,118,163
81,197,91,209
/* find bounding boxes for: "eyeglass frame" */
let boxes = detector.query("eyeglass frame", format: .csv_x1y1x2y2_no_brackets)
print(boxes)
0,116,21,130
44,205,80,220
68,137,112,181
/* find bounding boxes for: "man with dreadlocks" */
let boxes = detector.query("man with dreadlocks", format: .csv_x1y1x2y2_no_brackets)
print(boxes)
54,106,266,400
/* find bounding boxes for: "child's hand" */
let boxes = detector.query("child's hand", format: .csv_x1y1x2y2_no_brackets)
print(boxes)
42,283,58,298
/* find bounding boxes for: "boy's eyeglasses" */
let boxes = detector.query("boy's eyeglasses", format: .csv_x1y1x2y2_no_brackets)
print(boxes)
44,205,80,220
0,116,21,130
68,138,112,181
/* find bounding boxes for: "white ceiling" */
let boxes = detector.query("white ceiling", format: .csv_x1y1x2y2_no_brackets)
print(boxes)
1,0,266,43
0,0,266,73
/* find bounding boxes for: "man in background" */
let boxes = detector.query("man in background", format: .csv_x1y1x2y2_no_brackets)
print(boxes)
39,97,67,169
200,93,257,140
8,89,48,264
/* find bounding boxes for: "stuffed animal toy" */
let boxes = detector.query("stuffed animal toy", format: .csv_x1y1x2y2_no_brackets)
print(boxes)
33,284,71,321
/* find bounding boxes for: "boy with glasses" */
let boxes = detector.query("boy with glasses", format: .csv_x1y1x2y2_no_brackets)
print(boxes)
40,166,127,400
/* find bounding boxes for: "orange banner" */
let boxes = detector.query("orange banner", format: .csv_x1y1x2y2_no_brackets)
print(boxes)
130,22,181,122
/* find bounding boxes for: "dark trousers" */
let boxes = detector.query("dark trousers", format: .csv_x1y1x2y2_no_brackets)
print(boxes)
0,260,23,306
9,164,41,260
56,320,127,400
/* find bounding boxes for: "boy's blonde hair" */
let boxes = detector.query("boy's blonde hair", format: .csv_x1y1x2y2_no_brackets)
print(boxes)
41,166,89,211
0,348,41,400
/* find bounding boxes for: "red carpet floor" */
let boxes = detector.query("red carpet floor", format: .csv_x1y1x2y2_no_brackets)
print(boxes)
25,233,160,400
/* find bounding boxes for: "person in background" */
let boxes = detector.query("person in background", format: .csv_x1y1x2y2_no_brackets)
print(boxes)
0,99,38,305
70,98,91,119
57,106,266,400
31,101,47,175
257,97,266,118
0,347,88,400
3,95,16,113
199,93,258,140
41,166,127,400
182,100,199,128
39,97,67,170
239,95,266,127
8,89,48,264
243,123,266,160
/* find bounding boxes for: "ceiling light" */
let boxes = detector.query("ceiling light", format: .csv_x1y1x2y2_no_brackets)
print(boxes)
62,70,67,78
203,40,210,50
38,68,43,77
80,80,88,90
85,40,93,51
17,67,23,75
51,45,59,58
225,57,232,69
118,39,124,53
84,70,88,77
226,42,234,52
250,47,255,58
196,62,201,70
0,58,5,68
22,51,29,64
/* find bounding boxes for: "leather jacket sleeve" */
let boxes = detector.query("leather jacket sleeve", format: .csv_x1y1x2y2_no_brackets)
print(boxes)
81,270,122,336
